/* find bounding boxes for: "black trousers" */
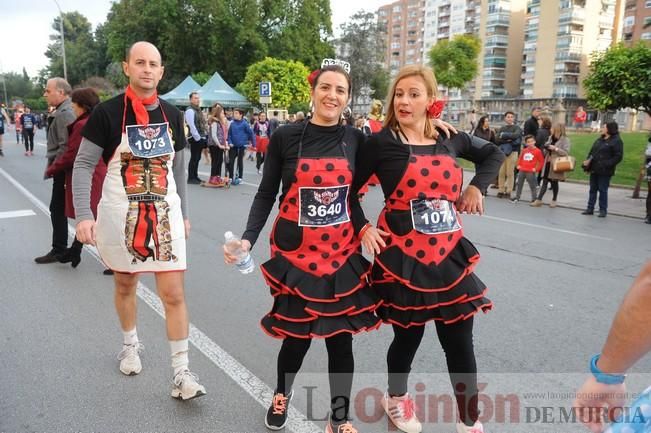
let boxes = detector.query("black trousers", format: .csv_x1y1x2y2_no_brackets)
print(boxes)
276,333,354,424
587,174,611,212
646,181,651,217
387,318,479,425
256,152,265,170
187,138,206,181
50,171,68,253
227,147,245,179
23,129,34,152
209,146,225,177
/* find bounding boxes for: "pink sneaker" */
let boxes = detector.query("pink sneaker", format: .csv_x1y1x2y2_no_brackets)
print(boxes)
381,392,422,433
456,421,484,433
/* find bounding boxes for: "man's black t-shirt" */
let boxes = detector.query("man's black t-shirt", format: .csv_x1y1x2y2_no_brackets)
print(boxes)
82,93,186,164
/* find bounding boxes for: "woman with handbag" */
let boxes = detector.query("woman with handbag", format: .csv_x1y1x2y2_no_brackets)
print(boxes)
531,122,571,208
581,122,624,218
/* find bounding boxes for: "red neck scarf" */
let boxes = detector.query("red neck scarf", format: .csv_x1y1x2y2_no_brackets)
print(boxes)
125,85,158,125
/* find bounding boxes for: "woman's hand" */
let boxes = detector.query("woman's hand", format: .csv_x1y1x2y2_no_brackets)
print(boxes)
223,239,251,264
361,226,390,255
432,118,457,138
76,220,97,246
455,185,484,215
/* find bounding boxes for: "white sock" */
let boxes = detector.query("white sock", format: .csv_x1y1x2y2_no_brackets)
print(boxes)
170,339,189,375
122,327,138,346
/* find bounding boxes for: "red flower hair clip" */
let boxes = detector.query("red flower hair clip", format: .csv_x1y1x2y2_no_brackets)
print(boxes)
427,99,446,119
307,69,320,87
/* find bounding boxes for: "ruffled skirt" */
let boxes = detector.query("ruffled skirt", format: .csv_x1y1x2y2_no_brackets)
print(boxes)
260,252,381,339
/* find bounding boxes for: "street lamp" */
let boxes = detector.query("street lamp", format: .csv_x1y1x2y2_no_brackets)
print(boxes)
53,0,68,82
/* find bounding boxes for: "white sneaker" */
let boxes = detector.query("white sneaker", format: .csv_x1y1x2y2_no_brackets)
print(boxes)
117,342,143,376
171,369,206,400
456,421,484,433
381,392,422,433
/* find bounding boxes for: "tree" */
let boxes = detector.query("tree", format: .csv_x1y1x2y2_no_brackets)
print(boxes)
260,0,335,70
191,72,211,86
369,68,390,103
583,42,651,116
337,11,387,108
428,34,481,92
237,57,311,109
45,12,103,86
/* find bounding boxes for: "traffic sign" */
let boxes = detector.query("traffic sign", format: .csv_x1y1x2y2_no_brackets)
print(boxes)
259,82,271,97
259,96,272,105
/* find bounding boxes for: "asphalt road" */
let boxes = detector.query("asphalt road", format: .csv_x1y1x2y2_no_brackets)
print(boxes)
1,129,650,433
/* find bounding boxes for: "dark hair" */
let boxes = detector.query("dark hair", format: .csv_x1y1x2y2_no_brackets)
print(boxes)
71,87,100,113
478,115,489,128
605,121,619,136
541,117,552,129
234,108,245,115
524,134,536,142
273,110,279,116
189,91,199,100
504,111,515,117
311,65,352,96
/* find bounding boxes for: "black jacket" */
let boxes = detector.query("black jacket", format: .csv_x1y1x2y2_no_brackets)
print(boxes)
523,116,539,137
586,134,624,176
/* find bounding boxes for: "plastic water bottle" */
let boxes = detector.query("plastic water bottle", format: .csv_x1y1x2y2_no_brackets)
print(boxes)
224,231,255,274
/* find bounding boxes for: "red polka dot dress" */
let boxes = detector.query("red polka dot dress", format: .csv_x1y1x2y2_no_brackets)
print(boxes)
259,128,381,339
372,132,492,327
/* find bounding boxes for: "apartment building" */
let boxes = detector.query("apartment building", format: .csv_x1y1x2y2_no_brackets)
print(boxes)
378,0,427,76
622,0,651,43
422,0,479,62
520,0,618,100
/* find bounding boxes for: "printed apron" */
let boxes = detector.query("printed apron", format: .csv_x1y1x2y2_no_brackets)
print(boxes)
260,124,380,339
95,99,186,273
373,136,492,327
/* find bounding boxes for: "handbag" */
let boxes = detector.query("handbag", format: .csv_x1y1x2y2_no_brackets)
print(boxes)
553,156,576,173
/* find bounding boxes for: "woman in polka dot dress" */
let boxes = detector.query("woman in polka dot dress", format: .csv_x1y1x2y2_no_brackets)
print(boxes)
351,65,505,433
224,65,380,433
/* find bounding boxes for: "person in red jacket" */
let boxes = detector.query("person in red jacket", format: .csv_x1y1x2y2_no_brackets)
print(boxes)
46,88,108,270
510,135,544,203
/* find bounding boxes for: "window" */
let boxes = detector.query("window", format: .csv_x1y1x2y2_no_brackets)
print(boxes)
642,32,651,40
624,16,635,27
646,0,651,7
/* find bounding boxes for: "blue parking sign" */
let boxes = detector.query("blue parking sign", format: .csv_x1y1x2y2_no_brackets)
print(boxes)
259,82,271,97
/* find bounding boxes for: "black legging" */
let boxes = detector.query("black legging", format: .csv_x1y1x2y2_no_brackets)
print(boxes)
646,181,651,218
256,151,265,171
537,163,559,201
23,129,34,152
277,333,354,424
387,318,479,426
208,146,225,177
227,147,245,179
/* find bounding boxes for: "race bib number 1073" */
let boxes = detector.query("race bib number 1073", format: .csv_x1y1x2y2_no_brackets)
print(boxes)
126,122,174,159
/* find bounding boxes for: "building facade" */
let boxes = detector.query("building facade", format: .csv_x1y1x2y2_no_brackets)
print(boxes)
622,0,651,44
378,0,427,77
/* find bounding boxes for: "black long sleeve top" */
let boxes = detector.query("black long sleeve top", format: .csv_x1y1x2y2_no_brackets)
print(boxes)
350,127,505,232
242,122,366,248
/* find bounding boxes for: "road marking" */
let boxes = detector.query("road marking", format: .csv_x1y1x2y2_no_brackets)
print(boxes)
0,166,320,433
479,214,613,241
0,209,36,219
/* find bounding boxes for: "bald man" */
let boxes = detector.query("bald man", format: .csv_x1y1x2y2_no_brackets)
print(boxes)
73,41,205,400
35,77,75,264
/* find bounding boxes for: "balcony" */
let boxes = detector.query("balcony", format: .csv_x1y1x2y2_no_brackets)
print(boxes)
555,51,581,62
483,70,506,79
486,12,510,27
559,7,585,25
485,35,509,48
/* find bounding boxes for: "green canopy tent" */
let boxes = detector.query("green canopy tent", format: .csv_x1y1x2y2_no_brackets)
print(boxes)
160,76,201,106
198,72,251,108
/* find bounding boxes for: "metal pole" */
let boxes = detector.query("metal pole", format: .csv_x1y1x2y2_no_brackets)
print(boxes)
53,0,67,82
1,77,7,108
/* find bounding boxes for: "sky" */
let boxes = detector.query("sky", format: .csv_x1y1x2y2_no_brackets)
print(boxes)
0,0,389,78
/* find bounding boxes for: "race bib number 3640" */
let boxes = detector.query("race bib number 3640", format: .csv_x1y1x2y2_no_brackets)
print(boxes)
410,198,461,235
298,185,350,227
126,122,174,158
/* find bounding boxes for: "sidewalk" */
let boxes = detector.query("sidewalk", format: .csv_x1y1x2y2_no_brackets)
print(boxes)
465,170,648,220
